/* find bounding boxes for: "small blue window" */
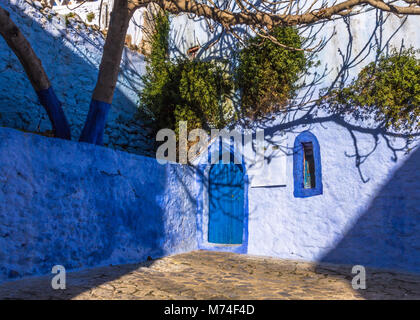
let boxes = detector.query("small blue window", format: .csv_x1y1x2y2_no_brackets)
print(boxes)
293,131,323,198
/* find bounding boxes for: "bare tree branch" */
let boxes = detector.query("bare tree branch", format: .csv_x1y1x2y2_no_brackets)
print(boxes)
0,6,50,90
129,0,419,30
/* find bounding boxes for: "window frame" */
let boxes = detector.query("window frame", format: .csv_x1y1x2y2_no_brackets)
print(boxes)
293,131,323,198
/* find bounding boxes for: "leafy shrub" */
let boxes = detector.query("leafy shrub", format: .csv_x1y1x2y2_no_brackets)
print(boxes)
65,12,76,26
323,47,420,132
139,13,233,145
235,27,311,120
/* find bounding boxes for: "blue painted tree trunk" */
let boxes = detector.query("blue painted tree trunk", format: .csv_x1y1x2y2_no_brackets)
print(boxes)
208,163,244,244
36,87,71,140
79,99,111,145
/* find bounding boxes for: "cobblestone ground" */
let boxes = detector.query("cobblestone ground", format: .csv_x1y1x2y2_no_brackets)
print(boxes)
0,251,419,300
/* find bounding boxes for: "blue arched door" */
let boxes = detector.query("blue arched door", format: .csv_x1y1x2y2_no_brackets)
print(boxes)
208,162,244,244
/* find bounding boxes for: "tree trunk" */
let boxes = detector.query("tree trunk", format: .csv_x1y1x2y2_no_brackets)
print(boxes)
79,0,134,145
0,6,70,139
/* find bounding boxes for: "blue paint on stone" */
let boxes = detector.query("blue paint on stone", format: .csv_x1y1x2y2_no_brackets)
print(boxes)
293,131,323,198
0,127,197,283
1,122,419,280
79,99,111,145
36,87,71,140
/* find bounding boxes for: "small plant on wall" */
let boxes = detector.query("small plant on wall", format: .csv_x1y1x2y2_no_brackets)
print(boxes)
86,12,95,23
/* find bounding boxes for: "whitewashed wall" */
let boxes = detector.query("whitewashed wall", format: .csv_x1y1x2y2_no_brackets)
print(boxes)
246,119,420,274
189,7,420,274
52,1,146,48
194,113,420,274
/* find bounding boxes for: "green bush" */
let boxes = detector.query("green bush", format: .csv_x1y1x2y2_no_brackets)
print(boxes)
173,60,233,133
139,17,311,140
139,12,419,144
139,13,233,143
324,47,420,132
65,12,76,26
235,27,311,120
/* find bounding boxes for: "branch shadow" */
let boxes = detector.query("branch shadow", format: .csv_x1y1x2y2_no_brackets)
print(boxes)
247,11,418,182
314,146,420,299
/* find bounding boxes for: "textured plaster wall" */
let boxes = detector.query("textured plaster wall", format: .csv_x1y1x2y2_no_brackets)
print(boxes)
0,128,197,282
194,119,419,274
183,4,420,274
244,120,420,274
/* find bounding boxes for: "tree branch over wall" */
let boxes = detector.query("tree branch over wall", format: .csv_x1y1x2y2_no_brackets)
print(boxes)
0,5,71,139
129,0,420,29
1,0,419,145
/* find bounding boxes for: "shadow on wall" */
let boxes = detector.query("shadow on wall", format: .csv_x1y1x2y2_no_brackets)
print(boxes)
0,0,150,155
0,128,198,298
316,146,420,282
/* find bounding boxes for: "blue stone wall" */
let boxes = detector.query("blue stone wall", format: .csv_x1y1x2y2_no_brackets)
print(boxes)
0,0,151,155
0,128,197,282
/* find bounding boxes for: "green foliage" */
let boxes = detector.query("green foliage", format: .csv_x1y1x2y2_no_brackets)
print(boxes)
324,47,420,132
65,12,76,26
139,18,311,141
86,12,95,23
139,13,233,142
235,27,311,120
148,12,170,71
140,13,418,138
173,60,233,134
138,12,171,133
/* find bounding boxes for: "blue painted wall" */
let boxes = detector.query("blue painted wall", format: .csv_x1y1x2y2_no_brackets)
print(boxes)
193,117,419,274
0,127,197,282
0,123,418,283
244,120,420,274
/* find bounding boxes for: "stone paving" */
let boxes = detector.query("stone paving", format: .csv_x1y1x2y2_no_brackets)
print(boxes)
0,251,419,300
